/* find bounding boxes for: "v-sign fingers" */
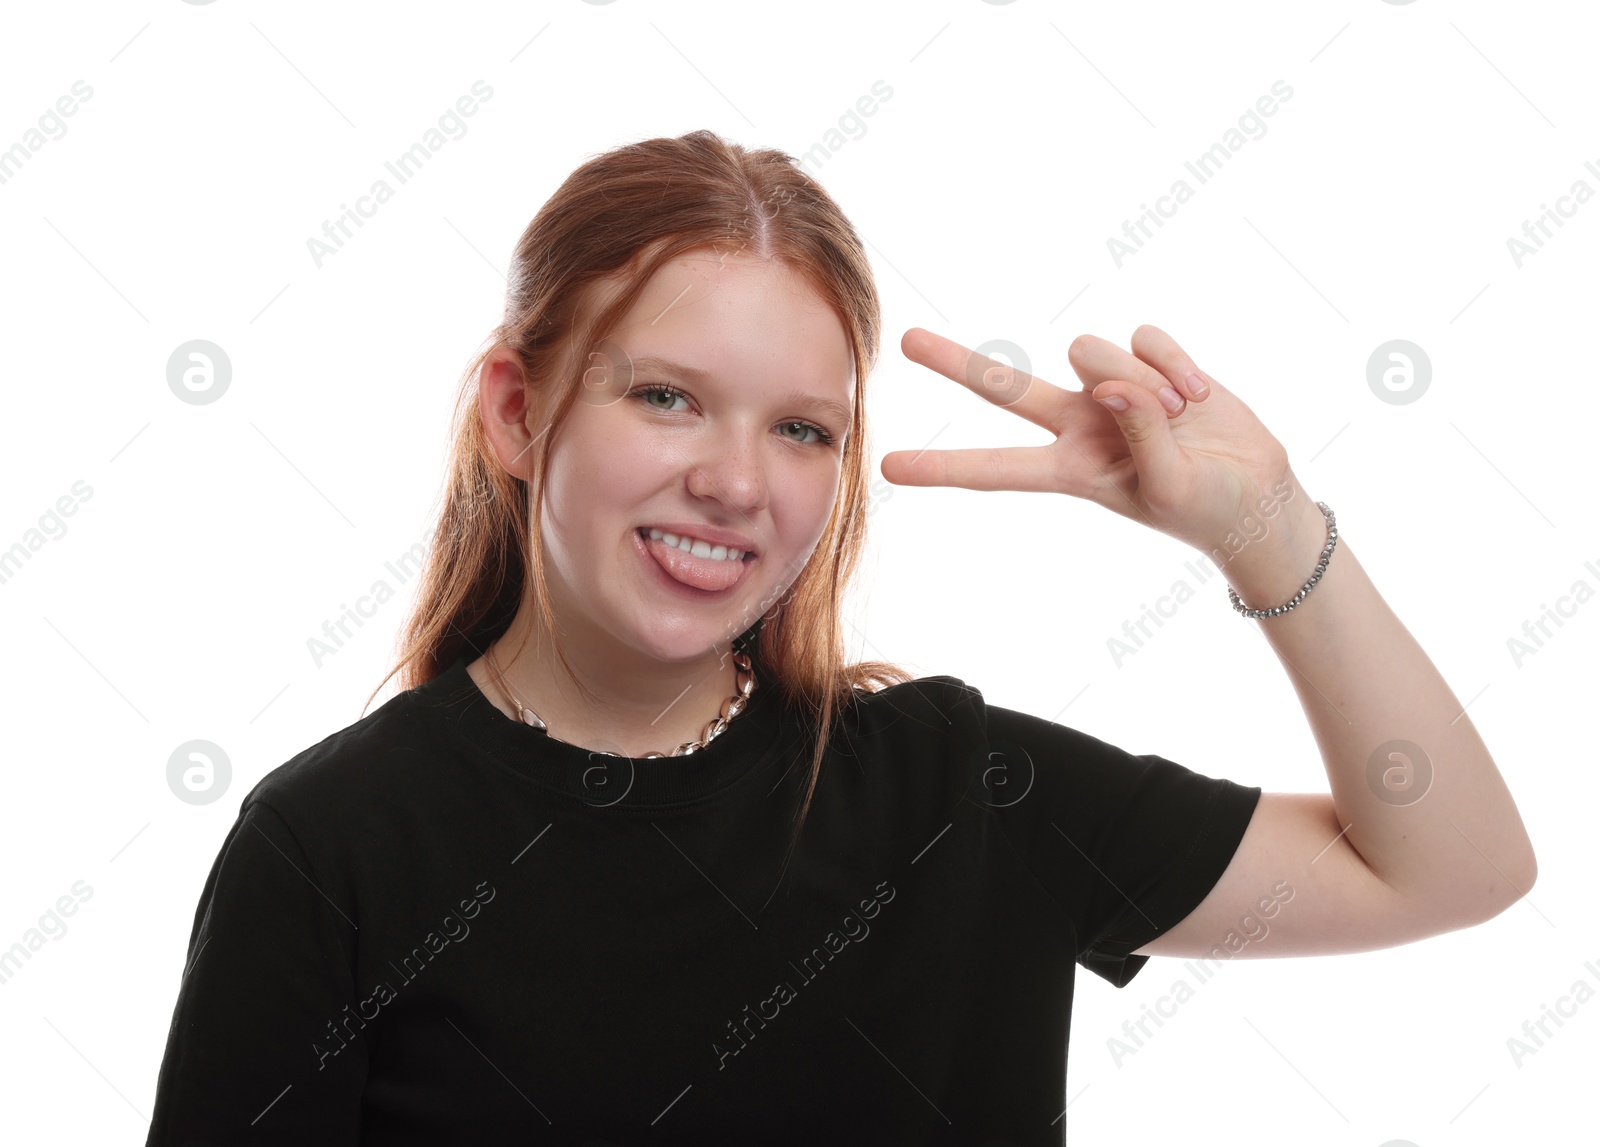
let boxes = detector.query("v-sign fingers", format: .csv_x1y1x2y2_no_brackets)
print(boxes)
879,441,1077,494
900,328,1070,436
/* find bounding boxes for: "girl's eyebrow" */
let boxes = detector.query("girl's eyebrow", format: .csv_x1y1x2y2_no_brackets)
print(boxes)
628,354,852,426
629,354,714,384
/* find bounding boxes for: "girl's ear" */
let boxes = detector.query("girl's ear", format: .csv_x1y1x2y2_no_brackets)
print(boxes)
479,350,543,481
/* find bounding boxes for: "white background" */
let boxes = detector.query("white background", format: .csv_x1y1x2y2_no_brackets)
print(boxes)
0,1,1593,1143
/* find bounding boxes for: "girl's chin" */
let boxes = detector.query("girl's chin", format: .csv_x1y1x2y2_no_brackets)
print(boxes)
611,616,753,665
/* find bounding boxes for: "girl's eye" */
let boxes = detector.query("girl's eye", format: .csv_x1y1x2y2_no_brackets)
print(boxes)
633,384,690,413
778,420,836,448
628,384,837,449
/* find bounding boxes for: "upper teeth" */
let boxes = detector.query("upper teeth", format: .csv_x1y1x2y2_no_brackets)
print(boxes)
646,528,747,562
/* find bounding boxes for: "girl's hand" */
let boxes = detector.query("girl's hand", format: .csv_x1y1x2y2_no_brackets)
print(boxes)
880,325,1296,557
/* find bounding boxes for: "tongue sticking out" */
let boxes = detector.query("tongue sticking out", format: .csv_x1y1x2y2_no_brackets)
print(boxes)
644,532,749,591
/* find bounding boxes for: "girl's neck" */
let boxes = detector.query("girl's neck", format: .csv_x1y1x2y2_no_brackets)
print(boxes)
466,621,744,757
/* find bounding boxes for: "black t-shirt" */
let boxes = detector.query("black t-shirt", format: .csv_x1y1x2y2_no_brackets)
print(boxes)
144,653,1260,1145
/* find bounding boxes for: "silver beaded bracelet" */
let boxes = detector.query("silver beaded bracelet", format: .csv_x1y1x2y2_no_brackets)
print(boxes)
1226,501,1337,619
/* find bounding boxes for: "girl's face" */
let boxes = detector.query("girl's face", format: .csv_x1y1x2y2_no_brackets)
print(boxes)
538,250,856,668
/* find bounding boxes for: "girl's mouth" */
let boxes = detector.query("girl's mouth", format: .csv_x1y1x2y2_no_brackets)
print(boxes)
635,527,754,594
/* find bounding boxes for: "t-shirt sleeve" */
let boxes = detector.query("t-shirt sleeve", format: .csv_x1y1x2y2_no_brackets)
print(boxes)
145,799,367,1145
977,700,1261,989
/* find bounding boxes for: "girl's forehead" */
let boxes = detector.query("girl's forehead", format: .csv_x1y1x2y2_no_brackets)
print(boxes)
613,262,854,380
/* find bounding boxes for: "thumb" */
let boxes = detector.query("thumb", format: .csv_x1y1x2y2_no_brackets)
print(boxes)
1091,382,1186,502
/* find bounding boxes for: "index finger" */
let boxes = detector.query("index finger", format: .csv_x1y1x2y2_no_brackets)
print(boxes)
900,328,1069,436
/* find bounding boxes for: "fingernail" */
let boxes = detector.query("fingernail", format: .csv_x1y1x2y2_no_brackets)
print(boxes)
1186,372,1208,397
1158,386,1183,413
1098,394,1129,412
